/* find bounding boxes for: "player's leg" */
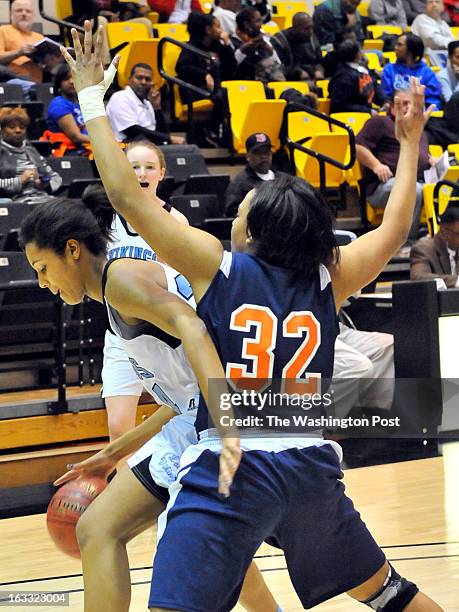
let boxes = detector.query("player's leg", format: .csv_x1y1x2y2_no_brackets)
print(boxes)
102,331,143,442
347,560,444,611
148,448,284,612
77,464,166,612
238,561,279,612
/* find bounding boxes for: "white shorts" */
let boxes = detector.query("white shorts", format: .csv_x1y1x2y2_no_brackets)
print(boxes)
101,330,144,398
128,411,198,491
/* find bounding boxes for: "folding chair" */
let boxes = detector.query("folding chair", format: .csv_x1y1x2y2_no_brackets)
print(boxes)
169,194,221,227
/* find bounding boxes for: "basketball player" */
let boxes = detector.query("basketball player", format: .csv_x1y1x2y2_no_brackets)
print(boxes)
60,22,443,611
100,139,188,442
20,197,279,612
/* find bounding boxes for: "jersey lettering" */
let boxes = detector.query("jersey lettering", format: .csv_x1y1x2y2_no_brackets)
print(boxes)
226,305,321,393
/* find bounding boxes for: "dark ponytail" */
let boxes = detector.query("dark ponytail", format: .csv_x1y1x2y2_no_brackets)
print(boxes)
19,192,114,256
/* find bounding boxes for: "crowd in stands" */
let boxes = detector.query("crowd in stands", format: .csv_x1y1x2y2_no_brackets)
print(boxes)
0,0,459,244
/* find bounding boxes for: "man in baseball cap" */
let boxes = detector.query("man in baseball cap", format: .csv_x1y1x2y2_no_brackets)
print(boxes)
225,132,284,217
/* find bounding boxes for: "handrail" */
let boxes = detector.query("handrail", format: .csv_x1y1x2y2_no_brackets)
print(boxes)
433,178,459,221
285,102,357,194
158,37,212,141
38,0,84,34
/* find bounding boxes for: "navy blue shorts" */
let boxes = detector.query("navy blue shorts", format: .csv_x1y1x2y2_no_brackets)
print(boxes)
149,443,386,611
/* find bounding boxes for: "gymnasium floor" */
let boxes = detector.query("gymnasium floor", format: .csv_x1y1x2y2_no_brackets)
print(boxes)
1,442,458,611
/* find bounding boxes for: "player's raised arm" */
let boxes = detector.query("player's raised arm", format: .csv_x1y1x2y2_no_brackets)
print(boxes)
330,78,434,309
60,22,223,301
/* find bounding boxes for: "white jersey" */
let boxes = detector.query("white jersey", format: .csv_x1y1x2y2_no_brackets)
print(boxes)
102,257,199,415
107,212,160,262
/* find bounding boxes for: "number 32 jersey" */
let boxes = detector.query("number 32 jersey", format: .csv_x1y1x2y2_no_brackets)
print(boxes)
195,251,339,438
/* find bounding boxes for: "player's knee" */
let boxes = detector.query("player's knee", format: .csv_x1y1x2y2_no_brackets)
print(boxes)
359,564,419,611
76,501,114,548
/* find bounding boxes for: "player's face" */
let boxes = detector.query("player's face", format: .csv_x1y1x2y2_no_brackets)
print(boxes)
231,190,253,252
25,241,85,305
127,145,165,197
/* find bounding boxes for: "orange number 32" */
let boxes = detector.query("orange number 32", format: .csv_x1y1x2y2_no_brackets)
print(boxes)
226,305,321,394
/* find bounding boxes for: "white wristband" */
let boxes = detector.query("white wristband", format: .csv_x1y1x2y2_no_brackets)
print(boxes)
77,62,118,123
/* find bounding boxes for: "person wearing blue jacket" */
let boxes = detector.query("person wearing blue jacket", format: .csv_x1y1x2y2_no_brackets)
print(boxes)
382,33,443,108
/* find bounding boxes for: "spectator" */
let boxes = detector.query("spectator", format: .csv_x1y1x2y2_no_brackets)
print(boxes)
0,107,62,204
147,0,203,23
45,63,91,155
107,63,184,145
245,0,272,24
176,12,236,144
425,90,459,148
272,12,325,82
233,8,284,82
381,33,443,108
412,0,454,65
402,0,428,25
69,0,152,27
437,39,459,101
410,206,459,287
368,0,408,28
0,0,55,95
329,40,387,113
356,88,431,242
212,0,241,36
314,0,364,49
224,133,283,217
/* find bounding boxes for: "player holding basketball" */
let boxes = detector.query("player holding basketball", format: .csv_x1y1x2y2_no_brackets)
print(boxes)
59,21,444,612
98,139,188,442
20,196,278,612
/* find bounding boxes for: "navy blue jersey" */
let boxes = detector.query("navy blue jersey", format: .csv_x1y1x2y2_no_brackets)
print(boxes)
195,251,339,436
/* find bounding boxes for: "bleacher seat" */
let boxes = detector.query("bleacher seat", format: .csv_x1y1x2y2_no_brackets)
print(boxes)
169,194,221,227
46,157,96,191
0,84,23,104
153,24,188,41
183,174,230,198
160,145,209,184
0,203,30,251
268,81,310,98
291,133,350,189
31,84,54,116
117,39,163,90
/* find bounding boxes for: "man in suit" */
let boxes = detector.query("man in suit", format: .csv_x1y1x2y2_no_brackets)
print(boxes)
410,206,459,287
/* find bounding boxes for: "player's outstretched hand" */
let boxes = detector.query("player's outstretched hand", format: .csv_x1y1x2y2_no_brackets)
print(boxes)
54,449,117,487
394,77,435,145
60,20,119,94
219,437,242,498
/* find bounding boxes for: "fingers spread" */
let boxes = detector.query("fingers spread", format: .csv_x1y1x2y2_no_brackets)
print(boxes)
71,28,83,62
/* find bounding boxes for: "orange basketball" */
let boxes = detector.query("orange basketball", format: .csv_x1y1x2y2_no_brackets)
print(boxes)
46,476,107,558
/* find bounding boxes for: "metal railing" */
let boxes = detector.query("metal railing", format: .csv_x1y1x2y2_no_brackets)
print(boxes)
285,103,357,195
158,37,212,141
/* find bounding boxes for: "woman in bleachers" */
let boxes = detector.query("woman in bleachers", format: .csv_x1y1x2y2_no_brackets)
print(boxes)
381,33,443,108
329,40,387,113
0,107,62,204
44,63,91,155
176,12,236,146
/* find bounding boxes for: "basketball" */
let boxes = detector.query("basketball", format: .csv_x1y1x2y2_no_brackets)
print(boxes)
46,477,107,559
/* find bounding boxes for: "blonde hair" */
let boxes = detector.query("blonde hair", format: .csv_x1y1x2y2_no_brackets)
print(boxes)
125,139,166,171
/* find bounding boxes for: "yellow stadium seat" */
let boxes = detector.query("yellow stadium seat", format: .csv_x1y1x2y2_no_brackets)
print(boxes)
154,24,188,41
201,1,213,13
268,81,310,97
430,110,444,117
162,43,213,123
423,182,457,236
367,25,403,39
316,79,329,97
117,39,163,90
331,112,370,185
358,1,369,17
272,1,308,28
222,80,266,139
363,39,384,51
317,98,331,114
271,15,287,29
106,22,151,50
55,0,72,20
262,24,280,35
292,133,350,188
447,143,459,158
429,144,444,159
288,111,331,140
451,27,459,38
364,51,383,71
383,51,397,64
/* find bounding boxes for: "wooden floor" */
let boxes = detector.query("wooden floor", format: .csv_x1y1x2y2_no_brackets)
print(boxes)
1,443,458,611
